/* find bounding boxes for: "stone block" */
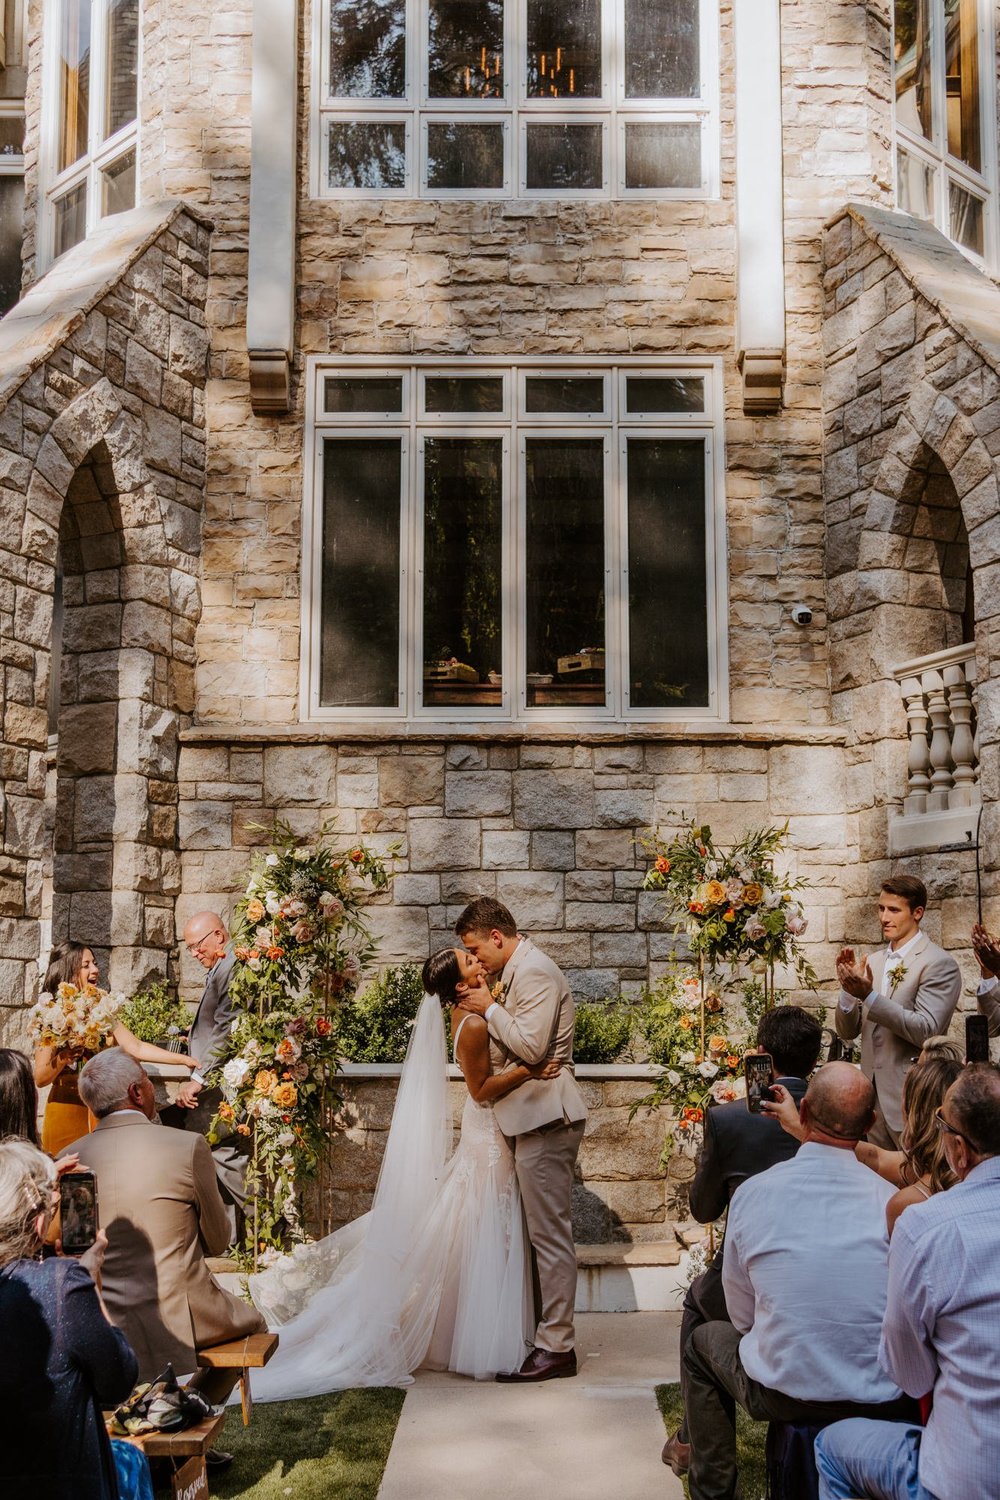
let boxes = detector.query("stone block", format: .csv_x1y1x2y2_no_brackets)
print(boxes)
263,745,336,804
566,969,620,1000
496,871,564,928
769,744,846,815
565,902,635,932
531,831,577,870
366,904,430,962
580,1177,666,1227
576,829,635,869
337,772,379,809
178,799,232,850
446,744,487,770
527,930,590,966
392,873,441,904
380,755,445,806
445,771,512,816
636,891,673,931
514,771,595,829
566,871,612,901
57,703,118,775
441,870,495,902
482,830,531,869
409,817,481,871
593,931,649,967
579,1111,668,1180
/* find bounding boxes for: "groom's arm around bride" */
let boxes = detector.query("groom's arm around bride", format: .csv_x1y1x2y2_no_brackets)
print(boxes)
456,897,587,1382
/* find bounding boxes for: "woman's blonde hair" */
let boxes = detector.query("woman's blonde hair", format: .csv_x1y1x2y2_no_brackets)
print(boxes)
0,1139,55,1268
901,1056,963,1193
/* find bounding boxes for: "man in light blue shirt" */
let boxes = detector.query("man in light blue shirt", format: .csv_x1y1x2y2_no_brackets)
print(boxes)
815,1064,1000,1500
683,1063,916,1500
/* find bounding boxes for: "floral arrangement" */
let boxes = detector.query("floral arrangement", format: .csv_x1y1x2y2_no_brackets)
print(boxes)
637,969,746,1157
27,982,122,1055
209,821,394,1264
641,819,816,990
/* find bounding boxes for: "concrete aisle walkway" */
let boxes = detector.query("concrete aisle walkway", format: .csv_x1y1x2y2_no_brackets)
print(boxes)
378,1312,685,1500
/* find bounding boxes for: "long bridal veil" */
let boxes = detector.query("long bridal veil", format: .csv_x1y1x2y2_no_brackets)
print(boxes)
246,993,452,1396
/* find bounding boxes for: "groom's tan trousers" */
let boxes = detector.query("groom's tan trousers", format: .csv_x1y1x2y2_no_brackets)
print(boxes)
512,1117,586,1354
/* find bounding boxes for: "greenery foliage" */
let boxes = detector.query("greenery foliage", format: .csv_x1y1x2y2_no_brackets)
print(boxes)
656,1382,766,1500
338,965,425,1063
572,1000,635,1064
117,981,190,1045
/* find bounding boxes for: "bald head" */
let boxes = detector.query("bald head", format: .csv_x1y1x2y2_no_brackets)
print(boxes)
801,1062,876,1145
183,911,229,970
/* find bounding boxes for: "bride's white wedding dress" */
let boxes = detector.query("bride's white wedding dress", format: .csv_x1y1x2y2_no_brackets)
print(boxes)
245,997,533,1400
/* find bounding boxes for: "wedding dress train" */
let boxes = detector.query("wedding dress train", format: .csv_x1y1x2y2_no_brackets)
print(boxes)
245,997,533,1400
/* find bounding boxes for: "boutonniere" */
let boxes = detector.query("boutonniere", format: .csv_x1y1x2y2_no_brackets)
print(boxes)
490,980,509,1003
888,963,907,992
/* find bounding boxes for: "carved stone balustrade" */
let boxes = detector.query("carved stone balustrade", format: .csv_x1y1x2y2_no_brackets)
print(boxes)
890,644,981,855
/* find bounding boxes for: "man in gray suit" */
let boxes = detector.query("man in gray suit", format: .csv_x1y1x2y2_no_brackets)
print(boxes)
162,910,248,1238
835,875,961,1147
457,896,587,1383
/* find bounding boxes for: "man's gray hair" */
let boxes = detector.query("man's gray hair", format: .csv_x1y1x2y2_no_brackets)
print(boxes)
79,1049,146,1117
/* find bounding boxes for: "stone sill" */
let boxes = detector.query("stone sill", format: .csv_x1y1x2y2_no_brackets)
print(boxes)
181,722,846,748
888,805,981,856
339,1062,663,1081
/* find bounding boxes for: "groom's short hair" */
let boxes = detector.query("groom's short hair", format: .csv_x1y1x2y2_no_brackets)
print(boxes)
455,896,517,939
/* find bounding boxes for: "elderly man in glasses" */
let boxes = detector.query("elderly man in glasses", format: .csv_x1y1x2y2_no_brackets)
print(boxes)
815,1064,1000,1500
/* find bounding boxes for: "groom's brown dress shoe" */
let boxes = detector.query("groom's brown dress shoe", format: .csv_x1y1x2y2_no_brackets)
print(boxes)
661,1432,691,1476
496,1348,578,1383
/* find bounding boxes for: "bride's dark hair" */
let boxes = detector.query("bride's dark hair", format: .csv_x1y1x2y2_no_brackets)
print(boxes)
421,948,461,1007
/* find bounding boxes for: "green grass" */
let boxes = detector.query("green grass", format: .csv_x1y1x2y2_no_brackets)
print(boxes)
656,1382,768,1500
207,1388,405,1500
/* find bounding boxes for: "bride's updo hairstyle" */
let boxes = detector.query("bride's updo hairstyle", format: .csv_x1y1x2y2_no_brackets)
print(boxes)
422,948,461,1007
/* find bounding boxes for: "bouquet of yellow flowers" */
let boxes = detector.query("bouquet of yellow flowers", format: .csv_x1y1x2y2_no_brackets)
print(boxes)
27,981,122,1055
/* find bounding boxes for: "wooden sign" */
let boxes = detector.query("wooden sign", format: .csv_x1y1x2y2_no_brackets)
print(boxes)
171,1455,208,1500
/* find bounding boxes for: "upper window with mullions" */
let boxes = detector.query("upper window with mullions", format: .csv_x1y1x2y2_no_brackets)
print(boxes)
316,0,717,198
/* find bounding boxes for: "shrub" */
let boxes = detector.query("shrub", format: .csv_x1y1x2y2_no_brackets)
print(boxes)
117,981,190,1045
338,964,425,1063
573,1000,634,1065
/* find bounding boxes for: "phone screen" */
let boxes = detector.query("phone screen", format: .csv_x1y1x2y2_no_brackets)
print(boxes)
966,1014,991,1065
59,1172,98,1255
744,1053,773,1114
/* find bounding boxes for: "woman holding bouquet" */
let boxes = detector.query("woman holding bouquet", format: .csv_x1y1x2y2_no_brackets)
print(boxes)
33,943,200,1155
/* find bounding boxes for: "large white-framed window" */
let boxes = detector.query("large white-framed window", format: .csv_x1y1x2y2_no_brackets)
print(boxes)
311,0,719,200
302,357,728,726
892,0,998,267
40,0,139,264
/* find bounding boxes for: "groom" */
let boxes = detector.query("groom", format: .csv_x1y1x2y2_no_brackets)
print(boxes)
456,896,588,1382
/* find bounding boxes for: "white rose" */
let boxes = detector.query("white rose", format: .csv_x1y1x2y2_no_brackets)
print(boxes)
697,1060,719,1078
246,880,258,896
680,1051,696,1065
666,1069,682,1087
294,847,311,861
278,1131,295,1148
265,854,280,867
223,1058,250,1089
786,913,808,935
265,892,281,915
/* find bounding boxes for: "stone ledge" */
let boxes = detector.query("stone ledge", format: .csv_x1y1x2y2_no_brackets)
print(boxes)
576,1241,681,1267
181,723,847,747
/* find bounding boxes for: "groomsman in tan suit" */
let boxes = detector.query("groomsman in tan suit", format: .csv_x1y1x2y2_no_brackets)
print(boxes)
835,874,961,1147
457,896,587,1382
63,1049,265,1402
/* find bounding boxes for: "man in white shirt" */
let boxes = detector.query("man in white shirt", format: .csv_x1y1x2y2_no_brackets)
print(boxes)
682,1063,917,1500
815,1064,1000,1500
835,876,961,1147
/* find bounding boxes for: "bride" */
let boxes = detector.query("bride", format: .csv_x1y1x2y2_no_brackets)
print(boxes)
245,948,559,1398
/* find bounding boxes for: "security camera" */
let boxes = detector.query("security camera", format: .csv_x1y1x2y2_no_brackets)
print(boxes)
790,604,813,626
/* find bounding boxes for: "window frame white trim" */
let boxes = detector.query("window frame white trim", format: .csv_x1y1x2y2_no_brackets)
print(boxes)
310,0,720,200
301,354,729,729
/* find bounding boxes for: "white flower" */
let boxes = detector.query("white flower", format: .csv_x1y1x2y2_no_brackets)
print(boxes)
711,1079,738,1103
680,1051,696,1065
248,956,262,972
697,1060,720,1079
785,912,808,936
246,879,259,896
666,1069,682,1087
680,979,702,1011
293,847,311,861
705,860,719,877
223,1058,251,1090
278,1131,295,1148
265,892,281,915
265,853,280,867
744,916,766,941
764,888,783,909
280,1153,295,1170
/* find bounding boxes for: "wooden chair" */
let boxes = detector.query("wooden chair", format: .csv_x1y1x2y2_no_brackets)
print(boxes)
196,1331,279,1426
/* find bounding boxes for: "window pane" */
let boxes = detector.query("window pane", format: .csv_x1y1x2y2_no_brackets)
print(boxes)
526,0,601,98
422,438,503,708
59,0,91,172
320,440,401,708
424,376,504,412
428,0,504,99
627,439,708,708
625,0,699,98
102,149,135,216
54,182,87,258
324,376,404,413
427,121,504,190
329,0,405,98
949,179,984,255
624,121,700,189
893,0,932,143
525,376,604,413
0,116,25,156
626,376,704,413
0,175,24,315
328,120,406,189
105,0,138,138
896,147,936,220
944,0,980,172
525,439,605,708
525,122,602,191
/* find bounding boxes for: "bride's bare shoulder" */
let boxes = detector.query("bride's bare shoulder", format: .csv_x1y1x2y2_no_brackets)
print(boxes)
452,1009,488,1043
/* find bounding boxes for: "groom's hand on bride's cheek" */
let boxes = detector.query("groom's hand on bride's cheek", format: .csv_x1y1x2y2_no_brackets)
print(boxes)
460,983,492,1016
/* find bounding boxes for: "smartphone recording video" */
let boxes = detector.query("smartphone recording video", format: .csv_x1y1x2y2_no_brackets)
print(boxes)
966,1014,991,1065
59,1172,98,1256
744,1053,773,1114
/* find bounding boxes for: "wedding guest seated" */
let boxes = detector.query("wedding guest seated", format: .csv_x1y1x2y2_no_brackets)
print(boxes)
0,1048,42,1145
0,1138,137,1500
662,1004,822,1478
683,1063,917,1500
63,1050,265,1406
815,1064,1000,1500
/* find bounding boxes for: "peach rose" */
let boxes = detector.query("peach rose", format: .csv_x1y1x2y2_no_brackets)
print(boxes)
271,1082,298,1109
742,883,764,906
703,880,727,906
246,897,265,923
253,1069,278,1095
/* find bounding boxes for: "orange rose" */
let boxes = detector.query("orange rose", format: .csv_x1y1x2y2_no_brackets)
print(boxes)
655,856,671,874
349,849,364,864
218,1102,235,1121
703,880,727,905
271,1082,298,1109
254,1069,278,1095
742,883,764,906
709,1034,728,1053
316,1017,332,1036
246,898,265,923
267,946,284,961
679,1014,693,1030
236,1123,251,1136
726,1054,740,1069
723,908,736,922
689,901,706,916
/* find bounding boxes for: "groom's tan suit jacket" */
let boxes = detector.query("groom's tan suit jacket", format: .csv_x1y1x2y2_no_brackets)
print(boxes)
486,937,587,1136
835,930,960,1136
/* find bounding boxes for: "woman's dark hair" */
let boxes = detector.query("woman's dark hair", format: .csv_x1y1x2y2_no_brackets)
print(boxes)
42,942,91,993
756,1005,823,1079
0,1050,40,1147
902,1054,962,1190
421,948,462,1006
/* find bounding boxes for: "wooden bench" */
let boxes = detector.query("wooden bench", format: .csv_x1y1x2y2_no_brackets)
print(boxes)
115,1410,225,1459
196,1331,279,1426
